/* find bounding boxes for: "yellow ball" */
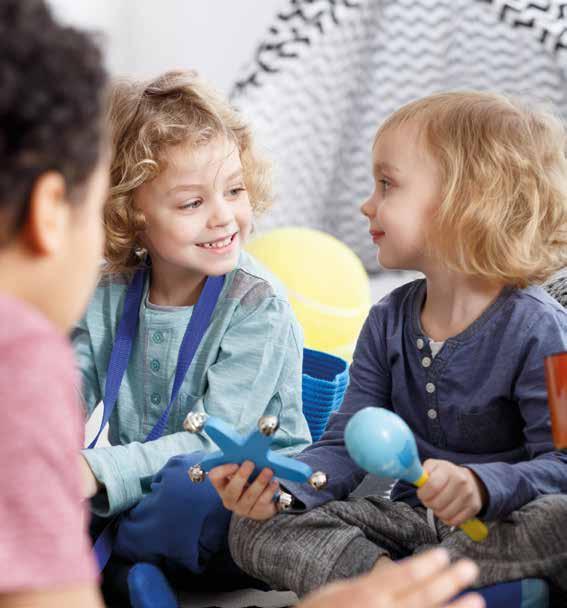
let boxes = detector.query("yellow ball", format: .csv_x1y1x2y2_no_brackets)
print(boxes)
247,227,370,361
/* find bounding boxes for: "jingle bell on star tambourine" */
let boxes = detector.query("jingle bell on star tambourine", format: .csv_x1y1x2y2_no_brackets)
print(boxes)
183,412,328,511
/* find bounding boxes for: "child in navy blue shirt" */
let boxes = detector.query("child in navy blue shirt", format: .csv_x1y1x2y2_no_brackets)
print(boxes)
216,91,567,602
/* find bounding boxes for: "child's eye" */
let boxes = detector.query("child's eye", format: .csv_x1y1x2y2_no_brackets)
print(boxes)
227,186,246,198
379,179,391,195
179,199,202,210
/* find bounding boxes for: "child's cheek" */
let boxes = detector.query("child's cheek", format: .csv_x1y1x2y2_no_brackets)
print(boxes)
239,205,254,240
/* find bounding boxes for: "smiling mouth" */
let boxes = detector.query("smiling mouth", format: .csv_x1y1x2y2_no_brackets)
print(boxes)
196,233,237,249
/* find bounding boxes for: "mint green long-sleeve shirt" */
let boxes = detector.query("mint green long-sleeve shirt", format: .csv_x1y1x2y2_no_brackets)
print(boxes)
73,252,311,517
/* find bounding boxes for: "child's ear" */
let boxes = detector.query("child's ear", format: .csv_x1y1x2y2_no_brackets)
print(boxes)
24,171,70,255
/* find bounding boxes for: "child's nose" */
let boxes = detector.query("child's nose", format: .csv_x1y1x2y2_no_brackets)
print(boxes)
360,196,376,219
209,196,234,227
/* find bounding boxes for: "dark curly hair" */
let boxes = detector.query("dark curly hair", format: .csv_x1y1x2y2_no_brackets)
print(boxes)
0,0,108,242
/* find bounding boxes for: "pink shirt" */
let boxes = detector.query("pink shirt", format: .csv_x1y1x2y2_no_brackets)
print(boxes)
0,293,96,592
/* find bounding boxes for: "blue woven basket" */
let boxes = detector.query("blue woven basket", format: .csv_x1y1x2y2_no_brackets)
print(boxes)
302,348,349,441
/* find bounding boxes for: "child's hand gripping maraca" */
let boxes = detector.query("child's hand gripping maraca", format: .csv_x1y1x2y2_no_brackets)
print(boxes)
345,407,488,542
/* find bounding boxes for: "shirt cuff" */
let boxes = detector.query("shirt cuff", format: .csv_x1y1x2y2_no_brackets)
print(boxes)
465,462,530,520
280,479,335,512
82,447,142,517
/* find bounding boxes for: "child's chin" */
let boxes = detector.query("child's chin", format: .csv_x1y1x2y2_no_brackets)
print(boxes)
204,250,240,275
377,252,403,272
377,250,392,269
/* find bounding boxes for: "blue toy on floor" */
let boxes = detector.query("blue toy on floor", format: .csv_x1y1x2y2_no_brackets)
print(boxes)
128,563,178,608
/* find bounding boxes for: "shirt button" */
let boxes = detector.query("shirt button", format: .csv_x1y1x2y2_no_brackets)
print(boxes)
150,359,161,372
422,356,432,368
427,408,437,420
426,382,436,393
416,338,425,350
152,330,164,344
151,392,161,405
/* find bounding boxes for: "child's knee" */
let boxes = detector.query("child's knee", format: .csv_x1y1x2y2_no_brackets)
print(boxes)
115,454,231,569
228,514,272,568
229,513,265,539
529,494,567,520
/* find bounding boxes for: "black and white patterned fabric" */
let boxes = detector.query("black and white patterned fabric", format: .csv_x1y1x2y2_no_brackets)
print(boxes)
232,0,567,272
544,268,567,307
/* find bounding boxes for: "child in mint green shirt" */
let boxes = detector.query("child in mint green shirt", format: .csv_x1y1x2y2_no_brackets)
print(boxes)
73,70,311,597
74,251,310,517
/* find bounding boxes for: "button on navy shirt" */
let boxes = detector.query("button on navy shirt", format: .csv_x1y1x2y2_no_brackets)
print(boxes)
289,279,567,520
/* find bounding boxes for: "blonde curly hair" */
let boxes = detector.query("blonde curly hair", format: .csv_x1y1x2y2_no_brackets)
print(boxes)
104,70,272,274
376,91,567,287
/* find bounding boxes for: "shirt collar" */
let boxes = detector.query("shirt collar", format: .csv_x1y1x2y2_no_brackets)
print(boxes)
410,279,515,344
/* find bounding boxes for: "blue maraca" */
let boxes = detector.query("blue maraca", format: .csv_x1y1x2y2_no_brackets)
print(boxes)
345,407,488,542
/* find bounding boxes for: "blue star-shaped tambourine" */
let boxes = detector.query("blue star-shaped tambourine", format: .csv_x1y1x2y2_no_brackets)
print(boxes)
183,412,327,495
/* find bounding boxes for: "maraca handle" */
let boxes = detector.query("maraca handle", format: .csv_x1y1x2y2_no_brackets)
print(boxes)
459,518,488,542
414,471,488,542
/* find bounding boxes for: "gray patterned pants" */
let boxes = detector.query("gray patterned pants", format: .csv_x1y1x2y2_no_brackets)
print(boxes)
229,494,567,604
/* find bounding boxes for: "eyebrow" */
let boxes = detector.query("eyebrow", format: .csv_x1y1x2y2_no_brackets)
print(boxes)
373,161,400,176
167,169,244,195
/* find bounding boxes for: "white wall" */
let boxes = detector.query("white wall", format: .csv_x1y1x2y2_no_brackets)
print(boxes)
48,0,284,92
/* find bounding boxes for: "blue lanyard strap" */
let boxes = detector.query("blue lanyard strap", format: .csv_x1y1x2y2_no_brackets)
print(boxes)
88,269,225,449
89,269,225,572
145,273,225,441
